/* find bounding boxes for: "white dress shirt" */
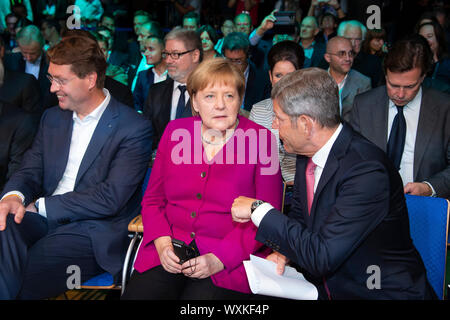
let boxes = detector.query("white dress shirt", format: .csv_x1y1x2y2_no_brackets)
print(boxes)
25,55,42,80
170,80,190,120
1,89,111,217
251,124,344,227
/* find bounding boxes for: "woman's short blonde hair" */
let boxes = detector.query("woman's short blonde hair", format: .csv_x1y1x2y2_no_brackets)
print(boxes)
187,58,245,116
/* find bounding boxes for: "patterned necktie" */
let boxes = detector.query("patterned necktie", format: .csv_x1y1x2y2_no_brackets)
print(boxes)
175,85,187,119
387,105,406,170
305,158,317,215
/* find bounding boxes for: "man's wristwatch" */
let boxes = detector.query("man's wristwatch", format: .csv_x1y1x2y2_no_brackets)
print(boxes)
251,200,265,214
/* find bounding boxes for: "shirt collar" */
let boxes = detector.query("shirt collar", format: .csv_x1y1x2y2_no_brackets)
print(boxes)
312,123,343,169
73,88,110,122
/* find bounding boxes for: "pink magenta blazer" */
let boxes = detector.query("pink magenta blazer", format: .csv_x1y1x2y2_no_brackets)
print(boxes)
133,115,283,293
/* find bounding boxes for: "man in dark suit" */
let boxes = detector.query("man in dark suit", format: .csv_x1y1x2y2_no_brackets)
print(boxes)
350,35,450,199
3,25,55,110
231,68,436,299
133,36,167,113
0,53,42,114
0,101,38,191
0,35,152,299
143,28,201,151
222,32,270,113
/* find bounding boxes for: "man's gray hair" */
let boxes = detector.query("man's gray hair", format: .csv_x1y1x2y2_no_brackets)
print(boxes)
16,25,45,47
271,68,341,128
337,20,367,40
164,26,203,62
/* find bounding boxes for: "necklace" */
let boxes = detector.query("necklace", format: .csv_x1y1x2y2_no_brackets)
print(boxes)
201,118,240,146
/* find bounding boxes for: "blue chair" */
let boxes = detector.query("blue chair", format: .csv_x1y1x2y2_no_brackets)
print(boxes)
80,272,115,289
77,167,152,293
405,194,449,300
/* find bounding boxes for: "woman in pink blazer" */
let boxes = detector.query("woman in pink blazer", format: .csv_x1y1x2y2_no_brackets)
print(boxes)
122,59,282,299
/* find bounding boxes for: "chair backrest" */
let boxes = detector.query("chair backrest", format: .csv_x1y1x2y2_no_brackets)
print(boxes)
405,194,449,300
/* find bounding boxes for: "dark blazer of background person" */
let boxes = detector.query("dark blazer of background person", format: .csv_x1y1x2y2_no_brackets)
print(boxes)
0,102,38,191
133,67,155,113
0,69,42,114
350,86,450,199
3,52,54,109
1,97,153,277
340,69,372,122
256,124,436,299
243,60,270,112
143,77,192,151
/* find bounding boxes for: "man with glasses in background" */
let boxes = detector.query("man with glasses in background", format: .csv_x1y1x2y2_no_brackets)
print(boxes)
143,27,201,151
222,31,269,112
337,20,383,88
324,36,371,122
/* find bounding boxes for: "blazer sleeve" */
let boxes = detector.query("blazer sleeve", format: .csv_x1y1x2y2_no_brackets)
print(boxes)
140,121,172,244
210,128,283,271
0,110,47,203
6,113,39,181
255,160,391,277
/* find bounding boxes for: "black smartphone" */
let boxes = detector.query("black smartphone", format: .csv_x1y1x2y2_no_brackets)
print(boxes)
171,238,199,264
273,11,296,35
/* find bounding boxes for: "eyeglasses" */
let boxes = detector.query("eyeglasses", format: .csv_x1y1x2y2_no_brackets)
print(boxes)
162,49,195,60
327,50,356,58
47,74,76,87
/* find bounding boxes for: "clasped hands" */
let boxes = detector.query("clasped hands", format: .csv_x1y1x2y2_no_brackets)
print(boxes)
155,236,224,279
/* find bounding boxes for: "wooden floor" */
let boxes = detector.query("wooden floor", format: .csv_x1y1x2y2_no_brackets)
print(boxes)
50,289,121,300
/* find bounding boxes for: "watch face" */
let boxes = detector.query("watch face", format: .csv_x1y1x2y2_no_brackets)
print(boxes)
251,200,264,212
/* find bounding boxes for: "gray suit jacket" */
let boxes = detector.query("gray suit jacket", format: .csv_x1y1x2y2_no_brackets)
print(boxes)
341,69,372,122
350,86,450,199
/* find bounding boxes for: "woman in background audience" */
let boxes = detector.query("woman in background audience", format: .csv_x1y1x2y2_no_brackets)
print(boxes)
361,28,388,59
122,58,282,300
197,25,221,60
417,19,450,85
249,40,304,186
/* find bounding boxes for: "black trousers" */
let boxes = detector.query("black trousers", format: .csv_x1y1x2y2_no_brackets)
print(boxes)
0,213,103,300
121,265,254,300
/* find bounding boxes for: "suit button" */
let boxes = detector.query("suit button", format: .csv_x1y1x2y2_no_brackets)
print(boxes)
196,193,202,200
200,172,206,178
191,211,196,218
190,232,196,238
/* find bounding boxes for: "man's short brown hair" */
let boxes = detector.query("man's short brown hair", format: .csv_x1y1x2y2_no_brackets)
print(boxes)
46,35,107,89
383,34,433,76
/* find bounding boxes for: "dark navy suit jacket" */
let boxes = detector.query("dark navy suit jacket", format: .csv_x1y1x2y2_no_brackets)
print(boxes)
133,67,155,113
256,124,436,299
1,97,153,276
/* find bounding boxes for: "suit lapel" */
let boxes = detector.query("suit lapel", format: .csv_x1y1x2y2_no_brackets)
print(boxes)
413,88,437,180
50,111,74,191
160,78,174,124
74,99,118,187
296,157,312,227
372,90,389,151
146,67,155,86
310,125,351,227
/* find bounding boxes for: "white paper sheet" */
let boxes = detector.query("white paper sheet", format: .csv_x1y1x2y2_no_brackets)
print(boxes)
243,254,318,300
